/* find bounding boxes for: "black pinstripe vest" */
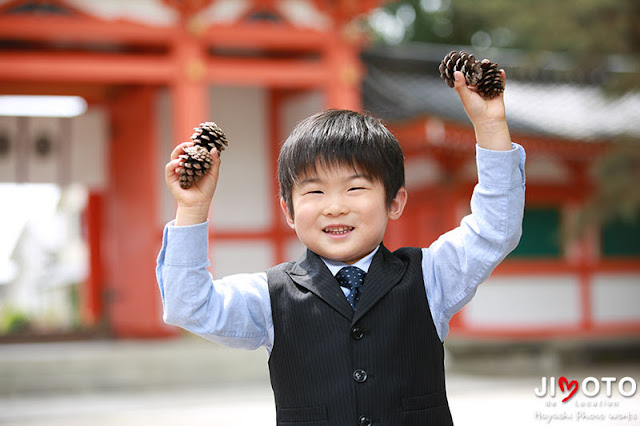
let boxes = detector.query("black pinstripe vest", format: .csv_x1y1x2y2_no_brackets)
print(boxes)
267,245,454,426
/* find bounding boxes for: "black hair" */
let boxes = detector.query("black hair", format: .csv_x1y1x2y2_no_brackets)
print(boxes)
278,109,405,216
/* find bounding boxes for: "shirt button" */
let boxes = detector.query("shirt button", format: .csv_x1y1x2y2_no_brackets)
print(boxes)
351,326,364,340
359,416,372,426
353,369,367,383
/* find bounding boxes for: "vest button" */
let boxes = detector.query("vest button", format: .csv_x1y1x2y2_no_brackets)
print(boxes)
353,369,367,383
351,326,364,340
359,416,372,426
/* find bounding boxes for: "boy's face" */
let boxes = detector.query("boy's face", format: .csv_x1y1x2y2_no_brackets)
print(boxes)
280,162,407,265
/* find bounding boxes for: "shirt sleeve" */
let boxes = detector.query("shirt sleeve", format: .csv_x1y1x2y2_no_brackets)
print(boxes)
156,220,274,352
422,143,526,341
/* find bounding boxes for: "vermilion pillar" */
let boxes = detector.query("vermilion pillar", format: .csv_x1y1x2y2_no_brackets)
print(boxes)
171,16,208,146
323,29,363,111
83,191,104,326
104,86,172,337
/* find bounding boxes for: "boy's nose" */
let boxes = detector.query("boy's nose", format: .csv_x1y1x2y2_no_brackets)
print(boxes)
323,195,348,216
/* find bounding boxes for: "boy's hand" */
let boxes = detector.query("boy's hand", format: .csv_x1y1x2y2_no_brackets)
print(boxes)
165,141,221,226
453,70,512,151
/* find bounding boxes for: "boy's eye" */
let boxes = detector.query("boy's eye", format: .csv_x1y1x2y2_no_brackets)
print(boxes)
305,190,323,195
349,187,366,191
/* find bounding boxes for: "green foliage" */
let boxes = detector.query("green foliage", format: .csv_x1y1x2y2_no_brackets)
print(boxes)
1,308,32,334
571,139,640,240
372,0,639,54
450,0,637,54
369,0,639,90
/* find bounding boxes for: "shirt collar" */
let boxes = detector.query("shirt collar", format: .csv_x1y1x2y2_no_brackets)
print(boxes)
320,245,380,276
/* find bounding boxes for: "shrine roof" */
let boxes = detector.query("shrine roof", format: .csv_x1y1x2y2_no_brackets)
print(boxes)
362,43,640,142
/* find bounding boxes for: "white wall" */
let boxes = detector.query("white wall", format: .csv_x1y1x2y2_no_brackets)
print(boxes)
464,276,582,328
70,108,107,188
280,90,324,137
592,274,640,323
211,240,273,279
209,86,271,232
464,274,640,330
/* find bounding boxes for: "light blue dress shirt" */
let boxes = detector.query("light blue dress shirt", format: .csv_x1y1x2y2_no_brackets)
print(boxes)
156,143,526,353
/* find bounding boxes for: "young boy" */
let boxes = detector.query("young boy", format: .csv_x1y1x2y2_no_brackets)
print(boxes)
157,71,525,425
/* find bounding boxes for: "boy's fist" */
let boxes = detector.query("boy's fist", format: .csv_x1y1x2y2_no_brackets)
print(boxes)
439,51,505,99
165,142,221,209
453,69,507,125
178,121,228,189
453,70,512,152
166,141,221,226
165,121,228,226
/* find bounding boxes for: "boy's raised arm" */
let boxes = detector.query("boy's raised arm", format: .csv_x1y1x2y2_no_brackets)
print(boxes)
421,70,525,341
165,141,220,226
158,141,274,351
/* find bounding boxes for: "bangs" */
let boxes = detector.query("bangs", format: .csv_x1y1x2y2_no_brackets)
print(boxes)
278,109,405,215
287,139,380,186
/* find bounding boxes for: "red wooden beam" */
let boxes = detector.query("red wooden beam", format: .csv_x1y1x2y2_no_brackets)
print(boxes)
494,258,640,276
312,0,389,26
211,229,287,241
0,15,175,45
0,14,329,52
0,0,94,17
595,259,640,273
450,321,640,340
206,56,327,87
162,0,212,17
0,53,328,91
0,52,174,83
0,82,113,103
204,22,327,51
391,117,611,161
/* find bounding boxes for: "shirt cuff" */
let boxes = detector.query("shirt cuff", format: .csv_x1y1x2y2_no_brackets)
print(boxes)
164,219,209,265
476,142,526,189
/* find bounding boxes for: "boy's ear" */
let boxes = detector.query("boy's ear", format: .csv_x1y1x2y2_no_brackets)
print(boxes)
388,187,408,220
280,197,296,230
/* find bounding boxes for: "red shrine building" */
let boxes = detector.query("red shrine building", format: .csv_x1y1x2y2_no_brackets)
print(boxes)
0,0,638,341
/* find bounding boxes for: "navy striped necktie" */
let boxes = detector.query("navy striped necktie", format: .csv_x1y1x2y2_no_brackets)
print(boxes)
335,266,366,310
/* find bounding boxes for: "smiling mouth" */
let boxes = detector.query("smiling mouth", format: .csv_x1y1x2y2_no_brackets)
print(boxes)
323,226,354,234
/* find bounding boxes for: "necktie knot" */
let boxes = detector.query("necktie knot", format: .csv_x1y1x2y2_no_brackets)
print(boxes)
336,266,365,310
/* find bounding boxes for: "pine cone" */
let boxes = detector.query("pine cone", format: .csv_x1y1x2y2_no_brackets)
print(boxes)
476,59,505,99
439,51,482,88
438,51,505,99
178,121,228,189
191,121,228,153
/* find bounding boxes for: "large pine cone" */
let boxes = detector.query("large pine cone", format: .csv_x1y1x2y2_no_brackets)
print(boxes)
476,59,505,99
439,51,505,99
439,51,482,88
191,121,228,153
178,121,228,189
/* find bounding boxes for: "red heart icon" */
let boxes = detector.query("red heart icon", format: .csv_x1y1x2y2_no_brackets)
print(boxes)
559,377,578,402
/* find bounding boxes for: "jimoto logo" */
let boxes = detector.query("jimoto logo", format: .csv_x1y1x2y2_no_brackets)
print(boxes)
534,377,637,402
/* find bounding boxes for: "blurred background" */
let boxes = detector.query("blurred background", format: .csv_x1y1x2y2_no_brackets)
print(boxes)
0,0,638,425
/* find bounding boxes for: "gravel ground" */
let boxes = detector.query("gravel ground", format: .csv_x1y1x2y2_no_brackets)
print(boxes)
1,338,638,425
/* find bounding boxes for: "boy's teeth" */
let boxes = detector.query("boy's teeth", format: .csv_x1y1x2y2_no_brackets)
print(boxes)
324,226,353,234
